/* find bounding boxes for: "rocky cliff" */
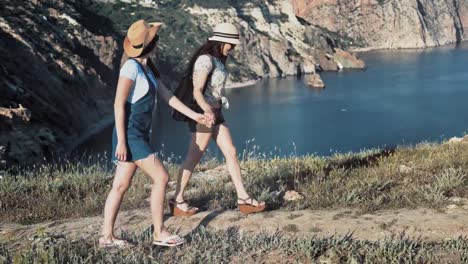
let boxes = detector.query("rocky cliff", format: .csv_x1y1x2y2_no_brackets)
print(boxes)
91,0,365,85
185,0,365,85
292,0,468,50
1,0,364,167
0,0,121,165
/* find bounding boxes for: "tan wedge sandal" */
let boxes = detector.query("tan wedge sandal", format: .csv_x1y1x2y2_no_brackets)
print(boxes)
169,198,199,217
237,197,266,215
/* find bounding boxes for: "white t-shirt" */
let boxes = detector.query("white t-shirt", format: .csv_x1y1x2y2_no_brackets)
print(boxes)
119,59,159,104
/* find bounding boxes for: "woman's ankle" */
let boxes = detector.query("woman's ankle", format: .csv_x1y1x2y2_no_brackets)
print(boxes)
236,192,249,200
100,233,114,240
153,225,164,234
153,225,169,239
174,194,185,203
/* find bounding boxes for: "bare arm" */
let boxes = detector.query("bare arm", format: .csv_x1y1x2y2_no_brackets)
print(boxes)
157,81,211,124
193,70,214,114
114,77,133,161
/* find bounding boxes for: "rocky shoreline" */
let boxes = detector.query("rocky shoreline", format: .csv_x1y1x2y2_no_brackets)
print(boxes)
2,0,467,167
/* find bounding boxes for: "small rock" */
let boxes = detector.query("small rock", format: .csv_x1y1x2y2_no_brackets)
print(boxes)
448,137,464,143
318,248,341,264
224,182,234,191
0,105,31,123
284,190,304,201
144,184,152,190
349,256,361,264
336,61,343,70
194,165,229,182
308,73,325,88
269,190,283,199
333,48,365,69
463,205,468,210
167,181,176,189
398,165,413,174
448,197,464,203
446,204,458,210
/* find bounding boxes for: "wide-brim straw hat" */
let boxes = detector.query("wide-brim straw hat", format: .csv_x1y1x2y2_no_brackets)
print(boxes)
208,23,240,45
124,20,162,57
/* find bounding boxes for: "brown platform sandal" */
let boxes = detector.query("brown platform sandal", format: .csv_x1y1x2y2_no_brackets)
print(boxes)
169,198,199,217
237,197,266,215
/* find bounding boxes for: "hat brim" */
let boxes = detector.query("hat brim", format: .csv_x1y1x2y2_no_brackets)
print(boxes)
208,36,240,45
124,22,163,57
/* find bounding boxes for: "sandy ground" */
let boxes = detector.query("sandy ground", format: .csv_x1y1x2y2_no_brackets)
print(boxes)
1,206,467,250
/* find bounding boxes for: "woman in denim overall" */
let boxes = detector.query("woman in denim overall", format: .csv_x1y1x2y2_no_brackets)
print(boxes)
99,20,212,248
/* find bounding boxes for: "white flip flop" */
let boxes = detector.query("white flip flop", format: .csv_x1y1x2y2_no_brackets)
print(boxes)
98,237,129,249
153,235,185,247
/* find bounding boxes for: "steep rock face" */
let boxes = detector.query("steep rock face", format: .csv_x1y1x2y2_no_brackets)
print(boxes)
187,0,365,85
1,0,365,166
292,0,468,50
0,0,121,164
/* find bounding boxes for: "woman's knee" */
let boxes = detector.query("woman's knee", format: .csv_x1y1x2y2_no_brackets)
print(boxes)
136,154,169,184
112,182,131,194
151,171,169,186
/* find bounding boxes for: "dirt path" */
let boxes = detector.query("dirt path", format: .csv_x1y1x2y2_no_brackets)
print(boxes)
1,206,467,249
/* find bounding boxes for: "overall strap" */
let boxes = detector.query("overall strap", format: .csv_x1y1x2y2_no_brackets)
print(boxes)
130,58,155,87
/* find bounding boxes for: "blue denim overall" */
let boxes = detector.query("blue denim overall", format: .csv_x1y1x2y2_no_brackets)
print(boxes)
112,59,157,162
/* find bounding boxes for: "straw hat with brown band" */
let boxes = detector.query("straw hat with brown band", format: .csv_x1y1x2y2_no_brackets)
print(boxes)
123,20,163,58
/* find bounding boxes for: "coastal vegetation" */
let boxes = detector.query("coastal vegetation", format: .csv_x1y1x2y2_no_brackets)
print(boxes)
1,227,467,263
1,139,468,262
2,139,468,224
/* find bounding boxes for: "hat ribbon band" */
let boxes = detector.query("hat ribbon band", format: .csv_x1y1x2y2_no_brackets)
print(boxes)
213,32,239,39
132,43,144,49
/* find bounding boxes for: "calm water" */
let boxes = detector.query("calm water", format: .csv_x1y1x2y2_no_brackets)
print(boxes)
79,43,468,161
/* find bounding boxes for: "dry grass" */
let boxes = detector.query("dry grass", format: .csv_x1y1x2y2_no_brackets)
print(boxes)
1,141,468,224
2,141,468,263
0,227,467,263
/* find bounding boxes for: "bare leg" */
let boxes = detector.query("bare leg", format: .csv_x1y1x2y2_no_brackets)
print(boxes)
135,154,182,243
100,162,137,244
213,123,265,206
174,131,211,211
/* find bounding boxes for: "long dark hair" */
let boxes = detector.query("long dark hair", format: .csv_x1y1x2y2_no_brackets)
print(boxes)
139,36,160,78
120,36,161,78
184,40,228,79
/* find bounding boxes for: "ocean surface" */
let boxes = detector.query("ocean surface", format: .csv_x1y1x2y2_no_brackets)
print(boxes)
78,43,468,161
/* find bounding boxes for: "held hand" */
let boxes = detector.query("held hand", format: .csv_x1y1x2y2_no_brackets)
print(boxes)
193,113,210,127
203,114,214,128
204,109,216,125
115,142,128,162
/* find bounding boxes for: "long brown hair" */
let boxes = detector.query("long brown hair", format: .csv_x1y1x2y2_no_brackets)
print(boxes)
146,59,160,78
120,37,161,78
184,40,228,79
139,37,160,78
